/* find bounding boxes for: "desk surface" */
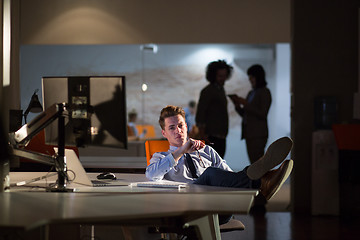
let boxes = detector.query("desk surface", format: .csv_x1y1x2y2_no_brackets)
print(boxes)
1,172,257,233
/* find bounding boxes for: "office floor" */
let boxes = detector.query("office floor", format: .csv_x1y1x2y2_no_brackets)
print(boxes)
222,181,360,240
222,212,360,240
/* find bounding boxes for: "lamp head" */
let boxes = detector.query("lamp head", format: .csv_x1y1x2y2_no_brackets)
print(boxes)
24,90,43,120
29,93,43,113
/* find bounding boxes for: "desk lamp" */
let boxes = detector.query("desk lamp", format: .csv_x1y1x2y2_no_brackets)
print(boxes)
23,89,43,124
10,103,71,192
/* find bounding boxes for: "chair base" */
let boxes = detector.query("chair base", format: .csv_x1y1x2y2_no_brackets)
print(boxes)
219,218,245,232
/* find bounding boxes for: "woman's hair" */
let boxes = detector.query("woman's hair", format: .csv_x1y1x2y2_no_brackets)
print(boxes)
159,105,185,130
205,60,233,83
247,64,267,88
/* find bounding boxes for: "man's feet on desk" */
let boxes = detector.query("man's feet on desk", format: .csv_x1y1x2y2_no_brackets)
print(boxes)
260,159,293,201
247,137,293,180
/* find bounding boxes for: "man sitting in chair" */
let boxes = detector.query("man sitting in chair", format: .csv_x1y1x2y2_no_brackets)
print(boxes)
146,105,293,225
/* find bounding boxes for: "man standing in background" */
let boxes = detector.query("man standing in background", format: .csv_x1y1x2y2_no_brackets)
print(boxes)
196,60,233,158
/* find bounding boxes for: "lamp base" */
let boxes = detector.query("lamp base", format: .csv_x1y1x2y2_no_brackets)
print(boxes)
46,185,75,192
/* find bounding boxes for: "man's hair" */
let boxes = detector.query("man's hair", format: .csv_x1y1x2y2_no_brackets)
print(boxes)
128,109,137,121
159,105,186,130
205,60,233,83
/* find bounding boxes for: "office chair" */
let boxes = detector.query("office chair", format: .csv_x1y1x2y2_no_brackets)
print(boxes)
136,124,156,139
144,139,170,166
144,140,245,233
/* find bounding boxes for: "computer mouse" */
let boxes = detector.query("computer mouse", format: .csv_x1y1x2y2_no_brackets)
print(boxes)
97,172,117,180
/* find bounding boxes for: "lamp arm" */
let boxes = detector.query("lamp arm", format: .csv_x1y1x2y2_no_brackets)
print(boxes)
12,103,65,145
9,103,71,192
23,105,31,118
23,103,32,124
10,147,56,166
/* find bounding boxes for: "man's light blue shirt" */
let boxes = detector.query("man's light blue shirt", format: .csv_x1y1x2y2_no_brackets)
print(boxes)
145,145,233,183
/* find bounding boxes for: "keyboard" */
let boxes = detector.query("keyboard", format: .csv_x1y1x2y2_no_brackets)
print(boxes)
131,181,188,189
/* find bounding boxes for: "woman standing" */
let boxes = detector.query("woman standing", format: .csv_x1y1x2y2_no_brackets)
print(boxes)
230,64,272,163
229,64,272,213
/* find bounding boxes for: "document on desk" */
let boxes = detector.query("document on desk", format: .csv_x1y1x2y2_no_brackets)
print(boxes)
130,180,188,189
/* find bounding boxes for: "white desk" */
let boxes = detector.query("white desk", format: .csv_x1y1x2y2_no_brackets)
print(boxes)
1,172,257,240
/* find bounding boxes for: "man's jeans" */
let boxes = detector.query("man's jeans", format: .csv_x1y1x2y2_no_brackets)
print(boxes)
193,167,261,224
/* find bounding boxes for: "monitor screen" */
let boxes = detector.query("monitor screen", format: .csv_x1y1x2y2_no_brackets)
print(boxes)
42,76,127,149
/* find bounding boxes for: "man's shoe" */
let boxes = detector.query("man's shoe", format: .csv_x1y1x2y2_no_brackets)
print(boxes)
247,137,293,180
260,159,293,201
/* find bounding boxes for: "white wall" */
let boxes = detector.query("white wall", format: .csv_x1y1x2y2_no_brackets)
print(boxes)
20,0,290,44
20,44,290,171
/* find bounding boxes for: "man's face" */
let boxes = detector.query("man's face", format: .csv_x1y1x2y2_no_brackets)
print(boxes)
215,68,228,86
161,114,188,147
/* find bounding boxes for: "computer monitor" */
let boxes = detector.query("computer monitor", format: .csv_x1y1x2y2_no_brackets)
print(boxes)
42,76,127,149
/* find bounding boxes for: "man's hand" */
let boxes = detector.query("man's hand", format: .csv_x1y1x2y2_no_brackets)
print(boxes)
172,138,205,162
183,138,205,153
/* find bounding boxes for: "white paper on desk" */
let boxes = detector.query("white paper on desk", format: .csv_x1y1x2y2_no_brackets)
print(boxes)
131,180,188,189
